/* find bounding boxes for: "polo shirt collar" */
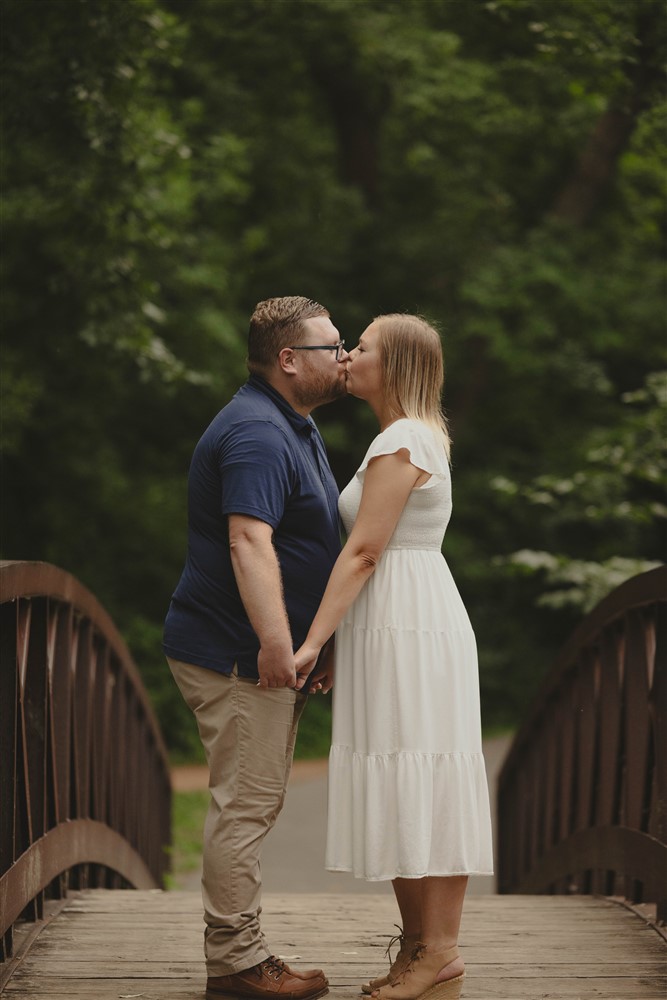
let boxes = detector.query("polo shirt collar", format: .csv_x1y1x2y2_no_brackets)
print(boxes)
247,374,315,436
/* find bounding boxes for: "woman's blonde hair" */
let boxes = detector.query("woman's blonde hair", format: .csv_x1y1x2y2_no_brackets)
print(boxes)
374,313,451,461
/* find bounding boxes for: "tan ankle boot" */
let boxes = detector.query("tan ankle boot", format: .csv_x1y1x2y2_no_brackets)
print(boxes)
362,928,420,994
371,943,464,1000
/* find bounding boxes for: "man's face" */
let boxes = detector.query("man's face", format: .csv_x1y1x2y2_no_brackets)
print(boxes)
292,316,348,409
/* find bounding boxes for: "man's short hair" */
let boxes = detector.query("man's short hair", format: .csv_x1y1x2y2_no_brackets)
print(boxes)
247,296,330,374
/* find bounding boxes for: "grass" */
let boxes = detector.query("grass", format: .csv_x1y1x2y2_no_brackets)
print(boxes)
166,788,209,889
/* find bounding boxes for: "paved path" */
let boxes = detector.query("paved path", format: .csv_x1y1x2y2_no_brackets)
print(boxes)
172,735,511,895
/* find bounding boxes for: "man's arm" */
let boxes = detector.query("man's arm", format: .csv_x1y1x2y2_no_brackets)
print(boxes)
228,513,296,689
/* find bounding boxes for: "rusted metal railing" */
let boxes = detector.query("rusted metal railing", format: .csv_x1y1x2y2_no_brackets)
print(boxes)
497,565,667,920
0,561,172,961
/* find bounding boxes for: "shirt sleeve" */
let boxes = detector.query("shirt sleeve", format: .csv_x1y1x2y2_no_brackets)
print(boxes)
356,419,448,481
219,418,297,528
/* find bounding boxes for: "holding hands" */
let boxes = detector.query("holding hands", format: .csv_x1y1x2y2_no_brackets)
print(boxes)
256,637,335,693
256,642,298,689
294,637,335,694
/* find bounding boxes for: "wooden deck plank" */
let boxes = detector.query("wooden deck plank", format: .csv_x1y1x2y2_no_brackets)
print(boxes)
5,978,667,995
2,890,666,1000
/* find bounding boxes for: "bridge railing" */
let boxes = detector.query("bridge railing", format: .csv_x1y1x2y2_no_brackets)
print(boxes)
0,561,172,961
497,565,667,921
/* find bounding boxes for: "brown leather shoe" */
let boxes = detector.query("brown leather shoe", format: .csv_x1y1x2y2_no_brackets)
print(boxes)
268,957,326,981
206,956,329,1000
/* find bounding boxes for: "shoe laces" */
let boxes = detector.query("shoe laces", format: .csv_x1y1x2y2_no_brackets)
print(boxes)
384,925,406,964
261,957,287,981
389,944,427,989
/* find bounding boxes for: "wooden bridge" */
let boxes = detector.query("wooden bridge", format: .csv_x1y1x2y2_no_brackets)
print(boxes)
2,889,667,999
1,561,666,999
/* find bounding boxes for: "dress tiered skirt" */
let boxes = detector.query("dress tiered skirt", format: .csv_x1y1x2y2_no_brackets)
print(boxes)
325,548,494,881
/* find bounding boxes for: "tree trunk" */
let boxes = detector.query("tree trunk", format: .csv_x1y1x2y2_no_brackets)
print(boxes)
550,106,638,226
550,2,662,227
308,60,388,206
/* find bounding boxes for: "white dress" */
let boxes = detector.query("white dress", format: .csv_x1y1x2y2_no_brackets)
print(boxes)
325,419,494,880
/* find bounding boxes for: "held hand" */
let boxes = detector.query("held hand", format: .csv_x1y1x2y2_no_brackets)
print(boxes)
305,662,334,695
293,641,322,692
257,645,297,689
306,638,335,695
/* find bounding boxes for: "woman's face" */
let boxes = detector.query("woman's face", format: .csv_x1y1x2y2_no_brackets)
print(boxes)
345,322,383,402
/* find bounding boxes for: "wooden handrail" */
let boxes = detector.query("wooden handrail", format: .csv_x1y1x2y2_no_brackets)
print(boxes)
0,561,172,960
497,566,667,921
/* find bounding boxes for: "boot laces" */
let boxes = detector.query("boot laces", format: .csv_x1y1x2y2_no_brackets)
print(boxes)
389,944,427,989
384,925,406,964
261,956,287,981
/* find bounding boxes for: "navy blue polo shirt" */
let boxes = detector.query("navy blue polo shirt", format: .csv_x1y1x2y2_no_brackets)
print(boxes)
163,375,341,678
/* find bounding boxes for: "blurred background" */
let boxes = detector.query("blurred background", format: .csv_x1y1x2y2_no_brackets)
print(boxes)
2,0,665,768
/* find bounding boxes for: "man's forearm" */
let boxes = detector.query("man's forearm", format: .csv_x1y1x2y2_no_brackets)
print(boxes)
228,515,296,687
230,533,292,652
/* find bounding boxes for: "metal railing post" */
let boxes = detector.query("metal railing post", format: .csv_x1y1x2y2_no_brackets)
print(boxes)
0,561,172,960
497,566,667,919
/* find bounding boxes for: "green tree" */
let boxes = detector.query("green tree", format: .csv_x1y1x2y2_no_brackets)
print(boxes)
2,0,664,748
1,0,212,754
494,370,666,610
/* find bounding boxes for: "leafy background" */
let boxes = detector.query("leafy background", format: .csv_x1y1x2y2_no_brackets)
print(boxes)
2,0,665,759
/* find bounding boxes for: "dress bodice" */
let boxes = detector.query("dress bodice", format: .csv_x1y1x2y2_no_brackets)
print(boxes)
338,419,452,550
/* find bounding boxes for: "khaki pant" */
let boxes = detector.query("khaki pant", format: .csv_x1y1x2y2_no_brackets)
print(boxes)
168,658,307,976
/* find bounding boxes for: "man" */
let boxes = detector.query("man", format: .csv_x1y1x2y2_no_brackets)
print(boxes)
164,296,347,1000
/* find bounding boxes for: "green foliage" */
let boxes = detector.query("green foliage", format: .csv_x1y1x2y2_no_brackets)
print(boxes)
2,0,665,749
493,371,666,611
167,789,208,887
295,695,334,760
123,615,204,761
492,372,667,533
502,552,663,612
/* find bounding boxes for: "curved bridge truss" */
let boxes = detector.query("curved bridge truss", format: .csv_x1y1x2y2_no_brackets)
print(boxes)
497,566,667,921
0,561,172,960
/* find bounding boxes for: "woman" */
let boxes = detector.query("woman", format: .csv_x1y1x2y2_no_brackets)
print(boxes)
294,314,493,1000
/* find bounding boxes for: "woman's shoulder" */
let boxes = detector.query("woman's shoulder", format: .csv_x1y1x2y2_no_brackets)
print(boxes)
377,418,439,447
359,418,448,476
386,417,431,433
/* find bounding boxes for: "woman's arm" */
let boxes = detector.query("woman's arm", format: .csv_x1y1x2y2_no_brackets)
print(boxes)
294,448,424,688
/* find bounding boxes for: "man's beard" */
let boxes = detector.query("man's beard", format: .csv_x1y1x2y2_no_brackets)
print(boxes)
293,366,347,410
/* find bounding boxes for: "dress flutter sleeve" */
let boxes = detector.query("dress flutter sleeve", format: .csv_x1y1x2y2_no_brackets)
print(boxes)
356,419,448,482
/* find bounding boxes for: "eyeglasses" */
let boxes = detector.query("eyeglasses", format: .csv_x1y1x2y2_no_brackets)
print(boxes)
289,340,346,362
